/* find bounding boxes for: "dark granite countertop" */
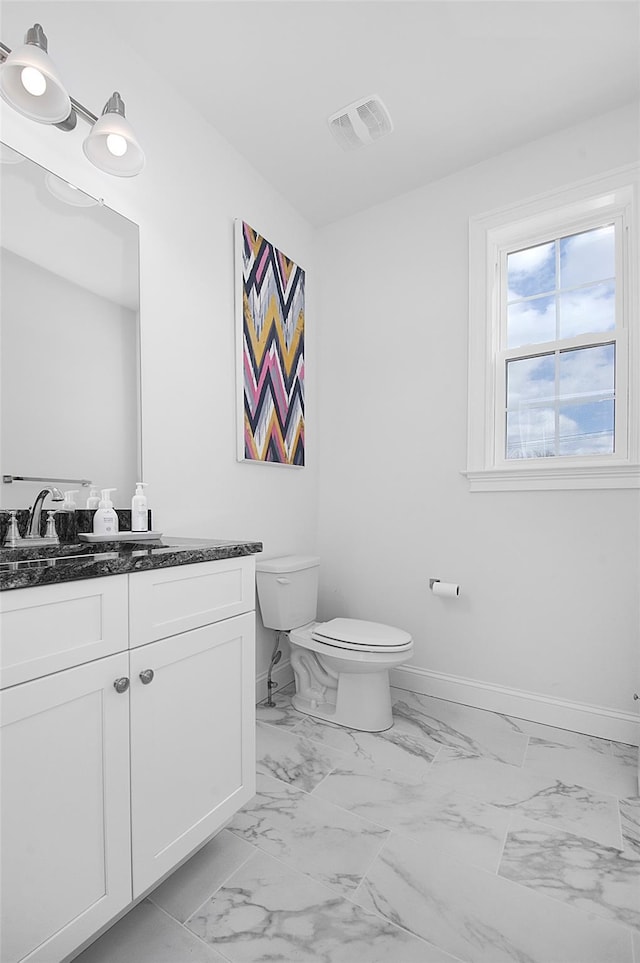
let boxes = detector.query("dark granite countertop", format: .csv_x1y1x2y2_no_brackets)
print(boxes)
0,536,263,591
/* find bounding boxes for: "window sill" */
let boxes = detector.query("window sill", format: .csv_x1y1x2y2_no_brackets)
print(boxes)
463,463,640,492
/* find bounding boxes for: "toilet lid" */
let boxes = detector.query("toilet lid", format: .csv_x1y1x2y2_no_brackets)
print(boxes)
312,618,412,649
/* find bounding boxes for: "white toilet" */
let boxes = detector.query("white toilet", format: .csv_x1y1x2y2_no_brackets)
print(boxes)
255,555,413,732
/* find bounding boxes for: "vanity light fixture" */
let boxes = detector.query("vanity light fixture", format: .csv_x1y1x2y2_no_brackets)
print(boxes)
0,24,145,177
82,92,144,178
0,24,72,126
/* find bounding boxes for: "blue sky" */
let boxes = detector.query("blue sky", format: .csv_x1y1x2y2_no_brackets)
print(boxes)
504,225,616,458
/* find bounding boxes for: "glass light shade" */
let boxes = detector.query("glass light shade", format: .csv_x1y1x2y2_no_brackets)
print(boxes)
83,111,145,177
45,171,98,207
0,42,71,123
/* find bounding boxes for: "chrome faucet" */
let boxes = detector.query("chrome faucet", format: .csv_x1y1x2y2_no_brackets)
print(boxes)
26,488,64,538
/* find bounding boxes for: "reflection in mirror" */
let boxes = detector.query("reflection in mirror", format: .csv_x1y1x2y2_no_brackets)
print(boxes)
0,144,141,511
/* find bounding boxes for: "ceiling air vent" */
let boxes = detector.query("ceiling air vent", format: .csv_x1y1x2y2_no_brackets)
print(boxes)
328,94,394,151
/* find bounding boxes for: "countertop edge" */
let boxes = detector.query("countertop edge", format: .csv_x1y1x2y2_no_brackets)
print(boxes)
0,539,264,592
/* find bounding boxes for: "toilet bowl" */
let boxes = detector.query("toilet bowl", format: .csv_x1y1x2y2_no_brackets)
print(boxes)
255,556,413,732
289,618,412,731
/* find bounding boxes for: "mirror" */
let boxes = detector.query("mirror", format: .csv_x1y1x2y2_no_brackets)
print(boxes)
0,144,141,511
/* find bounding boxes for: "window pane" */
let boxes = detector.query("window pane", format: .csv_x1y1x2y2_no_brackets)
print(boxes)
559,225,615,289
558,281,615,339
559,344,615,403
506,408,556,459
559,401,614,455
507,241,555,299
507,295,556,348
507,353,555,407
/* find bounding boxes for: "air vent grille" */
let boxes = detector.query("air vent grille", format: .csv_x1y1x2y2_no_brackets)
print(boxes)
328,94,393,150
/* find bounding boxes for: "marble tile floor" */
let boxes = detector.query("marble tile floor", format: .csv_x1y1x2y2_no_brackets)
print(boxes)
76,685,639,963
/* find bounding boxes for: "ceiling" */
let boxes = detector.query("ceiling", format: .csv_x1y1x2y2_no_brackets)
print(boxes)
4,2,638,228
104,1,640,226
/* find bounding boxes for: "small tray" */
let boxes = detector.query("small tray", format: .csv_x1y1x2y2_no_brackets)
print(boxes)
78,531,163,543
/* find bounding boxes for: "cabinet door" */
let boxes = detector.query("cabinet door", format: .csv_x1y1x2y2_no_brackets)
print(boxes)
1,653,132,963
130,612,256,897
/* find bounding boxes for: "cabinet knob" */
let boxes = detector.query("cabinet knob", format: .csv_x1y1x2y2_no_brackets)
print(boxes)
139,669,155,685
113,677,130,694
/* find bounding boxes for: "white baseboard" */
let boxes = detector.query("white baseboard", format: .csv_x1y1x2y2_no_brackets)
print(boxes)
256,658,294,705
390,664,640,746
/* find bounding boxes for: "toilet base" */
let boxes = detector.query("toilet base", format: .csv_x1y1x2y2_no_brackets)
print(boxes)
292,668,393,732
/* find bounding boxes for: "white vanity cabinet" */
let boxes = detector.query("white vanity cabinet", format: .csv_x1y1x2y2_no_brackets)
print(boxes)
0,557,256,963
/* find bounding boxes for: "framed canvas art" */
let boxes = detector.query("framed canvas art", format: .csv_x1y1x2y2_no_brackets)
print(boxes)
235,220,305,466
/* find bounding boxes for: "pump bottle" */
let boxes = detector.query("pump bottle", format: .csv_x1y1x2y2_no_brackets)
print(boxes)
86,486,100,509
93,489,119,535
61,490,79,512
131,482,148,532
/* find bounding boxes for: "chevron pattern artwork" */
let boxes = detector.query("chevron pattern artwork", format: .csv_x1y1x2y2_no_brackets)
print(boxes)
238,221,305,466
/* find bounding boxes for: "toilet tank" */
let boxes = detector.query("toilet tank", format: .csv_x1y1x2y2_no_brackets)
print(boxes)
255,555,320,630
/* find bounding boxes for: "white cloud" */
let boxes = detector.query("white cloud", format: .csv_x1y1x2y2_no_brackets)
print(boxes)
560,225,614,289
508,241,553,277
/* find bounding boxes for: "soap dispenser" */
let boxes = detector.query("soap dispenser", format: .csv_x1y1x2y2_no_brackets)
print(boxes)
131,482,148,532
86,486,100,509
93,489,119,535
59,489,78,541
61,490,79,511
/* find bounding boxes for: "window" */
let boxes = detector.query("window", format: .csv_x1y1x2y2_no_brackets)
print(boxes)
466,167,638,491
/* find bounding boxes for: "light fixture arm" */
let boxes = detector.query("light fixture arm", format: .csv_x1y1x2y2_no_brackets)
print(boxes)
0,39,98,129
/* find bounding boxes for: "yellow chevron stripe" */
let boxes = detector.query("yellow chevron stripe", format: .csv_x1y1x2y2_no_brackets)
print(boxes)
244,291,304,371
245,407,303,464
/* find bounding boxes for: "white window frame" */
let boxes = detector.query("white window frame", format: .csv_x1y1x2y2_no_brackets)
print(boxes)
465,165,639,491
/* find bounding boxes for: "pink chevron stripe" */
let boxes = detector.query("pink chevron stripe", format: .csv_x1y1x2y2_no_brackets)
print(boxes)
244,345,289,418
255,245,271,286
243,348,257,396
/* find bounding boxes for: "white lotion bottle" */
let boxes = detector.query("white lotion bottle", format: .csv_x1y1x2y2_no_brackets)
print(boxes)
86,486,100,509
93,488,119,535
61,490,79,511
131,482,148,532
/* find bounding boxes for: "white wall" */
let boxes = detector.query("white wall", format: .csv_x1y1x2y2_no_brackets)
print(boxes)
0,3,318,683
317,104,640,737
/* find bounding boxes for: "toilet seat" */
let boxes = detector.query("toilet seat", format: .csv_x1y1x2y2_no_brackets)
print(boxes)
309,618,413,654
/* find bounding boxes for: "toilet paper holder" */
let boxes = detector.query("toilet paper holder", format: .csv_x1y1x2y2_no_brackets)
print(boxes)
429,578,461,597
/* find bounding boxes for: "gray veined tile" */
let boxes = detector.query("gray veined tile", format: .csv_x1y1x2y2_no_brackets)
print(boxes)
524,737,639,799
430,748,623,849
355,831,634,963
612,741,640,771
312,755,510,872
256,721,347,792
227,772,389,896
74,899,225,963
256,691,304,730
498,814,640,930
389,688,528,765
149,829,255,923
502,714,613,754
186,849,456,963
620,797,640,860
292,713,438,778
